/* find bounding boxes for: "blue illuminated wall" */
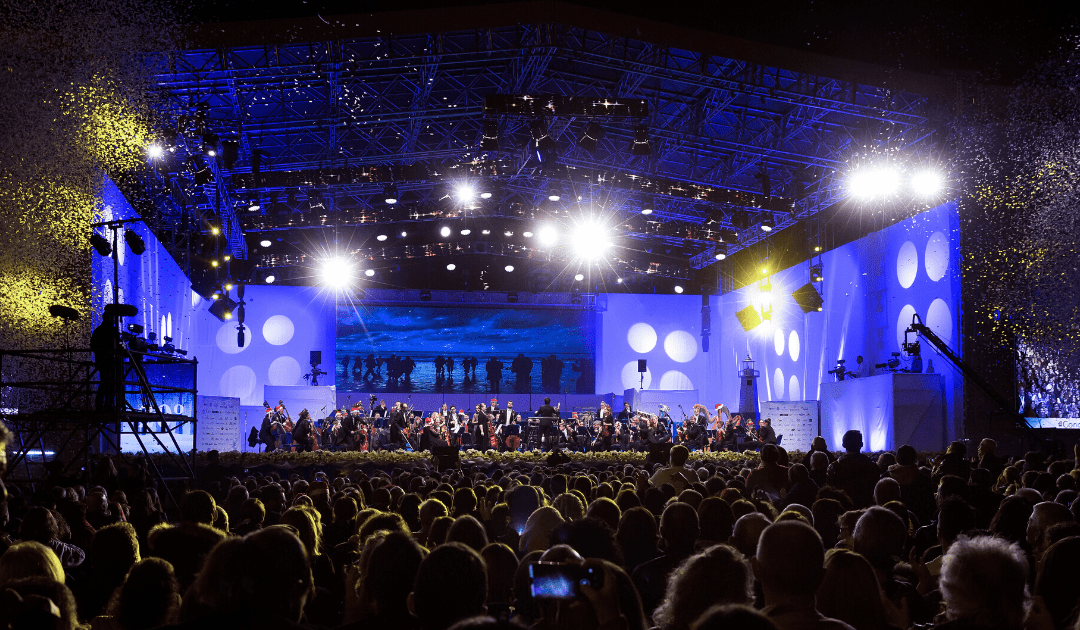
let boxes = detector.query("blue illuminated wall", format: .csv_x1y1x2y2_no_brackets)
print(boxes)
712,201,963,447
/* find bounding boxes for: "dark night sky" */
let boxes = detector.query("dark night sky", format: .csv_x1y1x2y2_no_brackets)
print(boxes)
185,0,1078,84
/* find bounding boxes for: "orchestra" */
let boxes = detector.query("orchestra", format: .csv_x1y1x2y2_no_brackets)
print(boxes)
253,398,778,454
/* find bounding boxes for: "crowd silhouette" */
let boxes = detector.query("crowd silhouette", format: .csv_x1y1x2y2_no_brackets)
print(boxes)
2,424,1079,630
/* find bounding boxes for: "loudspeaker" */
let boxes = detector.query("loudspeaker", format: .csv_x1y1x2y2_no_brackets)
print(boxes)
432,446,460,471
310,350,322,366
791,283,824,313
638,359,647,373
736,305,762,331
647,442,674,465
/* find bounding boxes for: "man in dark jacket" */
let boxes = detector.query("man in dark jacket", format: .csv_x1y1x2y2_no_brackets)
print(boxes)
826,430,881,508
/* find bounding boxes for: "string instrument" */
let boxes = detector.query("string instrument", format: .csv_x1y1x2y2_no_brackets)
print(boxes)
505,434,522,450
487,410,499,449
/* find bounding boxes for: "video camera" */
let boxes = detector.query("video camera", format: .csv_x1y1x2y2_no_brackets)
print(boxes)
121,323,147,353
875,352,902,371
827,359,848,381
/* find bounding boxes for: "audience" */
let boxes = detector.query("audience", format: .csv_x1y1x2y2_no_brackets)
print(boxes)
4,420,1080,630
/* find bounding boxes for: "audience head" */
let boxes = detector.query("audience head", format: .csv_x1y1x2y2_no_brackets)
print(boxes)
753,521,825,601
0,577,79,630
180,490,216,525
653,545,753,630
729,513,770,559
1028,501,1073,558
659,502,699,553
692,604,778,630
940,535,1030,629
109,558,180,630
0,541,64,585
363,531,426,617
841,430,863,453
852,506,907,573
817,549,891,630
669,445,690,467
410,542,487,630
447,515,489,552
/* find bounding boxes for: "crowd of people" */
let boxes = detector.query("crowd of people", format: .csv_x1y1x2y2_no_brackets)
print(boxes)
3,426,1080,630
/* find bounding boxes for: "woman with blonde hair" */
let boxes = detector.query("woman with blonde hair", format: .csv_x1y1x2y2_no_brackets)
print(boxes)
652,544,753,630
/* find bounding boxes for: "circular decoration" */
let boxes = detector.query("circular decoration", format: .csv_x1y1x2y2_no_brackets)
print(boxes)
896,240,918,289
621,361,652,390
897,304,917,351
220,365,257,401
926,298,954,345
772,368,785,399
191,289,202,308
789,330,801,362
216,322,249,354
774,328,785,357
925,231,950,282
263,315,296,346
658,370,693,390
789,375,802,401
627,323,658,353
268,355,303,386
664,330,698,363
167,312,173,339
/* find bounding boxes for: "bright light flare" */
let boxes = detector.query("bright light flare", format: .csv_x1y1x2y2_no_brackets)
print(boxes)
569,220,612,259
504,265,515,272
461,229,472,236
365,269,375,277
574,273,584,281
376,234,388,241
440,226,452,237
674,285,684,294
847,167,901,199
455,184,476,204
446,263,457,271
319,257,356,291
911,170,945,197
147,144,164,159
259,239,272,248
264,275,276,284
538,226,558,246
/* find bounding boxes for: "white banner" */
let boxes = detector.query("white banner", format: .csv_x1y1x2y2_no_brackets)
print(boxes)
196,395,242,452
759,400,819,452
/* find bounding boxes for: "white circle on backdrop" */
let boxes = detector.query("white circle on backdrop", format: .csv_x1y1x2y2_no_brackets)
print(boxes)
789,330,801,362
263,315,296,345
897,240,918,289
773,368,785,399
116,227,126,266
220,365,257,400
216,322,248,354
789,375,801,401
167,312,173,339
664,330,698,363
621,361,652,390
925,231,950,281
191,289,202,308
659,370,693,390
268,356,303,386
627,323,658,353
897,304,918,350
774,328,785,356
926,298,953,345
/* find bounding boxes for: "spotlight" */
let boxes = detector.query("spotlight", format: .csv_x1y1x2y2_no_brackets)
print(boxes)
208,295,237,322
90,232,112,257
641,196,655,215
579,121,602,152
211,226,221,235
123,230,145,255
574,273,584,281
383,183,399,204
538,226,558,246
400,231,408,237
455,184,476,204
364,269,375,277
264,274,275,284
420,290,432,302
616,277,623,284
569,220,612,259
630,123,651,156
223,254,231,262
211,288,221,300
759,215,774,232
446,263,457,271
440,226,452,237
674,285,684,294
223,280,234,291
530,119,555,152
211,260,219,268
461,229,472,236
810,265,824,282
504,230,513,237
376,234,388,242
813,245,823,252
480,190,493,200
481,229,491,235
547,184,562,202
504,265,515,272
147,144,164,159
848,167,900,199
911,169,944,197
248,202,261,212
714,244,728,260
202,132,218,157
641,207,653,215
259,239,272,247
480,119,499,151
523,231,534,238
319,256,355,291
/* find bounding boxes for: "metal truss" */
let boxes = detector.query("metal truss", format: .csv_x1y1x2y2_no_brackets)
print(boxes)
148,15,941,284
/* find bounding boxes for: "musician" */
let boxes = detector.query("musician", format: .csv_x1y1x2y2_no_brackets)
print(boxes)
330,410,349,451
683,414,707,450
388,402,408,449
373,400,389,427
597,412,615,451
258,405,276,452
472,404,494,452
617,402,634,425
292,409,315,453
575,419,594,451
556,420,574,450
536,396,559,451
758,417,777,446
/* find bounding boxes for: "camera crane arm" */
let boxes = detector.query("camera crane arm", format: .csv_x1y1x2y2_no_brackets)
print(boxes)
904,314,1035,439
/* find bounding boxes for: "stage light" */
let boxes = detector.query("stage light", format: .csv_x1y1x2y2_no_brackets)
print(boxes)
480,119,499,151
616,277,623,284
455,184,476,204
259,239,271,247
124,230,145,255
223,254,231,262
641,195,654,215
641,207,653,215
248,202,261,212
211,288,221,300
912,169,944,196
538,226,558,246
440,226,452,237
264,274,275,284
548,184,562,202
480,191,493,199
147,144,164,159
848,167,900,199
504,265,515,272
211,260,219,268
813,245,823,252
504,230,513,237
461,229,472,235
715,249,727,261
674,285,684,293
223,281,233,291
210,226,220,235
481,229,491,235
446,263,457,271
579,121,602,152
569,220,612,259
630,123,652,156
376,234,388,241
365,269,375,277
90,232,112,256
810,265,824,282
575,273,584,281
759,215,774,232
208,295,237,321
383,183,399,204
319,256,356,291
523,231,534,238
400,231,407,237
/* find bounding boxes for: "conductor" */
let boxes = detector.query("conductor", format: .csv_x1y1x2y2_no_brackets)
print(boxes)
536,397,560,451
